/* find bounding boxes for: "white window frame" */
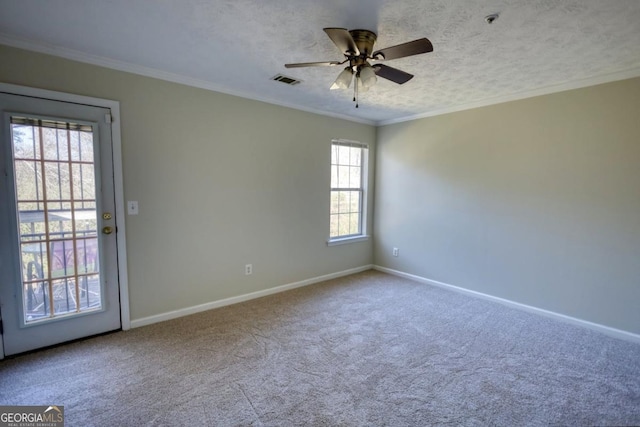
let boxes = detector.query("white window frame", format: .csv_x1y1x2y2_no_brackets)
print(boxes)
327,139,369,246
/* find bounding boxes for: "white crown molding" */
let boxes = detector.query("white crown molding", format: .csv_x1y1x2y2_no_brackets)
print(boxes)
0,33,375,126
3,33,639,128
377,67,640,126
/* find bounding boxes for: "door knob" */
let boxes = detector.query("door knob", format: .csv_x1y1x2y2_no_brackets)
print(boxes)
102,226,114,235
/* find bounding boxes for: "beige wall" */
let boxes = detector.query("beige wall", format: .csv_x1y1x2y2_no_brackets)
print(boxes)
0,45,375,321
375,78,640,334
3,44,638,335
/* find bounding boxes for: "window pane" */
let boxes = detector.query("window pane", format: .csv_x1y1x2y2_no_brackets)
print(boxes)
14,160,42,202
74,202,98,237
51,239,75,278
349,166,361,188
76,238,99,274
12,125,40,160
337,145,351,165
69,130,81,161
338,213,350,236
330,191,340,214
349,213,360,235
79,131,94,162
330,214,339,238
42,128,61,160
350,191,361,213
55,129,70,160
21,242,48,281
331,165,338,188
24,280,49,321
338,191,350,214
350,147,361,166
48,204,74,240
337,165,350,188
45,162,71,201
331,144,339,164
72,163,96,201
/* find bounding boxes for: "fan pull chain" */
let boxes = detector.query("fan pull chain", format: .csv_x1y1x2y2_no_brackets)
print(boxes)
353,77,357,103
354,74,359,108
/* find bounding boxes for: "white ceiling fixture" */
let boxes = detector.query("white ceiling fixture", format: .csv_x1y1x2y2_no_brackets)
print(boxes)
0,0,639,125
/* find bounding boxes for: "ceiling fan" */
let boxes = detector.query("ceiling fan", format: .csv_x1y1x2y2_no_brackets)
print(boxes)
285,28,433,107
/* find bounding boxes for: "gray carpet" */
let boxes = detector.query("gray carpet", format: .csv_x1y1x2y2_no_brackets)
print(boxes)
1,270,639,426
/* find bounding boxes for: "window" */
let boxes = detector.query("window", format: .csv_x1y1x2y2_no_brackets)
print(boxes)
329,140,368,244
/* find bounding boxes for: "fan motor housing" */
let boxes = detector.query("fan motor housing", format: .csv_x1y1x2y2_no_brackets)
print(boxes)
349,29,377,57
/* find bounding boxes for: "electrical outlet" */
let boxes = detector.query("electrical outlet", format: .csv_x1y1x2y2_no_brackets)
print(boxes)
245,264,253,275
392,247,399,257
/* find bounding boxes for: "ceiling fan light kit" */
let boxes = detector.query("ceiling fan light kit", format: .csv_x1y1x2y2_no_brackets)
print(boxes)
285,27,433,108
359,65,377,89
330,67,354,90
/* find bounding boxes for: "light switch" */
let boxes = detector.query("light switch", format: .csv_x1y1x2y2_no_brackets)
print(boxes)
127,201,139,215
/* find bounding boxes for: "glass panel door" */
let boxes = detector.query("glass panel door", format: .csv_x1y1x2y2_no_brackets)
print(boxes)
0,91,121,357
11,117,103,324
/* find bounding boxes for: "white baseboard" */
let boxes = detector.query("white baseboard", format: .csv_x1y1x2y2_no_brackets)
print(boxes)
130,265,373,328
373,265,640,344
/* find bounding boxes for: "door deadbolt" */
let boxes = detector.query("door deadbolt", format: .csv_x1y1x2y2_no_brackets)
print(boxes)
102,212,112,220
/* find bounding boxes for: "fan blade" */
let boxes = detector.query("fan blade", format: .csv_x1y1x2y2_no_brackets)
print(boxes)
285,61,342,68
372,38,433,61
323,28,360,56
372,64,414,84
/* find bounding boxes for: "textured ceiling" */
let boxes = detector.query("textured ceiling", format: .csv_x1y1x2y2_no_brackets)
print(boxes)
1,0,640,125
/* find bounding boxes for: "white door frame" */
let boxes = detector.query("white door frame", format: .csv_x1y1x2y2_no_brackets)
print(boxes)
0,82,131,340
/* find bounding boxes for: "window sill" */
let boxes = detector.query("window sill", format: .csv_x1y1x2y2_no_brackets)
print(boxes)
327,235,370,246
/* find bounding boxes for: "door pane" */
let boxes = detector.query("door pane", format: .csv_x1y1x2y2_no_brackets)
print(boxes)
10,117,103,324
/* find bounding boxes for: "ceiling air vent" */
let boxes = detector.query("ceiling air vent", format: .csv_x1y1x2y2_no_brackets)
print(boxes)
271,74,302,86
